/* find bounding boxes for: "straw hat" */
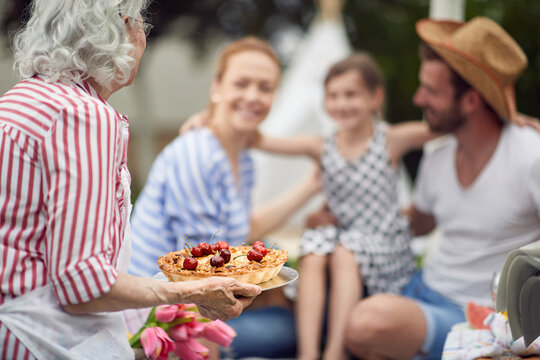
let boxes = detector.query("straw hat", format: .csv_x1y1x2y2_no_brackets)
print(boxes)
416,16,527,122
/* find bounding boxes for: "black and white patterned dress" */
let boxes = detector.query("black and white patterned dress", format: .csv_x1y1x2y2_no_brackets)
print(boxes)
300,122,415,295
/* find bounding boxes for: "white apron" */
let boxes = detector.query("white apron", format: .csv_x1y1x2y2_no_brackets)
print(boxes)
0,164,134,359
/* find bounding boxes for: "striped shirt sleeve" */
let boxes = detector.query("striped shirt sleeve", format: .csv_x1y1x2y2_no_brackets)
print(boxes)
1,78,132,358
129,132,224,277
129,129,253,277
163,132,224,242
41,86,122,305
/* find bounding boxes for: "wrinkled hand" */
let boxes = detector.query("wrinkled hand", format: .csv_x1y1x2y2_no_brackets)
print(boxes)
515,112,540,133
186,277,261,321
305,203,338,229
179,109,210,135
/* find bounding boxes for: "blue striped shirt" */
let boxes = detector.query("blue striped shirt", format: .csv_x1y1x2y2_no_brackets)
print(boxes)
129,128,254,277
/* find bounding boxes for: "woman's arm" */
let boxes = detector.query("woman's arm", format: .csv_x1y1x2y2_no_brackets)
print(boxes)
386,121,438,166
178,109,324,160
248,164,323,242
255,134,324,160
62,273,261,321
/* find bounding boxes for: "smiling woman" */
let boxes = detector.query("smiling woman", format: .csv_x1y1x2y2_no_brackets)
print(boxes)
128,36,320,278
128,37,322,359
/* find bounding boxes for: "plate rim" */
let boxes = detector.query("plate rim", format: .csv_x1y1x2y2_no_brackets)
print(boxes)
259,266,298,291
152,265,298,291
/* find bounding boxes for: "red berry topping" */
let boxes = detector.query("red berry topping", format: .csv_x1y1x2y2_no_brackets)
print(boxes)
191,246,204,257
210,255,225,267
216,240,229,250
199,243,211,255
252,241,265,248
253,245,267,257
247,249,263,262
183,257,198,270
210,243,220,253
219,249,231,263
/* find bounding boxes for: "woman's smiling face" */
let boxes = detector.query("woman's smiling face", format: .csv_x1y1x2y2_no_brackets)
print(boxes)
212,50,280,134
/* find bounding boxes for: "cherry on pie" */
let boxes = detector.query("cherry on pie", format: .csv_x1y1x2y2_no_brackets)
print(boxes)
157,245,288,285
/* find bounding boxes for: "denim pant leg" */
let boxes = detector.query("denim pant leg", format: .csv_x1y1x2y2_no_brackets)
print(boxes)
402,271,465,360
222,306,297,359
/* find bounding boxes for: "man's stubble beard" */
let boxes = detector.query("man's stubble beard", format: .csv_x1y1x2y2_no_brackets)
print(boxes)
424,102,466,134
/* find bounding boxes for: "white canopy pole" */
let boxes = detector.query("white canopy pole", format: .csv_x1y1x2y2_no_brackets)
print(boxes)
429,0,465,20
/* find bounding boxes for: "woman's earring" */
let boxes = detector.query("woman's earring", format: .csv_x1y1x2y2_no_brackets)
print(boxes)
211,94,221,103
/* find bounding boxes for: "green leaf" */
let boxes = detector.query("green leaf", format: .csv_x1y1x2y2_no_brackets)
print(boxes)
128,307,157,348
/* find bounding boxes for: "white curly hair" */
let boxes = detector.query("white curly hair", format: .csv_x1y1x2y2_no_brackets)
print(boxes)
12,0,150,88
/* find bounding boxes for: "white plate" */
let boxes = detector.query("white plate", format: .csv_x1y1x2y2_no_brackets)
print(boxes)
152,266,298,292
258,266,298,291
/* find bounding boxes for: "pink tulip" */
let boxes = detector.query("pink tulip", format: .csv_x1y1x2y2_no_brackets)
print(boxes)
169,323,189,341
169,318,205,341
155,304,197,323
173,338,209,360
200,320,237,347
140,327,175,360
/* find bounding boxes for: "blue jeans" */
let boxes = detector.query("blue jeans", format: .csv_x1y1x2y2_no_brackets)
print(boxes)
222,306,297,359
402,271,465,360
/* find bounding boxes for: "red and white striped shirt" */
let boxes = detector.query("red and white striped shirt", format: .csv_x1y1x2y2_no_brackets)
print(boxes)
0,77,132,359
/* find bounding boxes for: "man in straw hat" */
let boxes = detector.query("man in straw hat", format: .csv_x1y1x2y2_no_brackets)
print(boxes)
343,16,540,359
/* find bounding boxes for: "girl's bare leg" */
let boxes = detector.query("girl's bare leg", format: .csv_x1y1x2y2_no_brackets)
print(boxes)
296,253,328,360
322,245,362,360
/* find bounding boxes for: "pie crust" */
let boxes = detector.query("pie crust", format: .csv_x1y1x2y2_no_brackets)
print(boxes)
157,246,288,285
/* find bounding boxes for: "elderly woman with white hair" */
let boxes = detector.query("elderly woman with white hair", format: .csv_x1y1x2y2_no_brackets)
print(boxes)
0,0,260,358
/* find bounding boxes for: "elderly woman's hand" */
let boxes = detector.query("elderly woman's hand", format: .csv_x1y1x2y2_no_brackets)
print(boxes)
181,277,261,321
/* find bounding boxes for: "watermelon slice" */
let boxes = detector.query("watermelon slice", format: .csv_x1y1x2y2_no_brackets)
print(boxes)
465,301,495,330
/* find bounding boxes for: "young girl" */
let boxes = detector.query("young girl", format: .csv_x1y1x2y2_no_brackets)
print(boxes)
256,52,434,360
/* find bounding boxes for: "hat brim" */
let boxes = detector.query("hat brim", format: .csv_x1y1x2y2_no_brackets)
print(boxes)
416,18,512,121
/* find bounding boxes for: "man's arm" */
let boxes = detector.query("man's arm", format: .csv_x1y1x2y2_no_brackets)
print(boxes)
305,203,338,229
403,205,436,236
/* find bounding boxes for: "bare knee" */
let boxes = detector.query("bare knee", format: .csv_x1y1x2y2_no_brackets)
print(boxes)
345,294,426,360
344,295,399,353
329,245,356,269
300,253,328,268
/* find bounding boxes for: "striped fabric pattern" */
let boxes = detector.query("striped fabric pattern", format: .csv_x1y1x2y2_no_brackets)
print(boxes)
129,127,254,278
0,77,130,358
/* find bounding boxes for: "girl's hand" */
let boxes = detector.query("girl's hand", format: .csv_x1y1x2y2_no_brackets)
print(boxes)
179,109,209,135
515,112,540,133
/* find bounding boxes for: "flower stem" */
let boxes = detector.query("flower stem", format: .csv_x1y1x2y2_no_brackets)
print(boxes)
128,307,157,348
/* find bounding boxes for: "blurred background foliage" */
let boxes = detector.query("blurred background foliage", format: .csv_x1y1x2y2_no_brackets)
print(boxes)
2,0,539,178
